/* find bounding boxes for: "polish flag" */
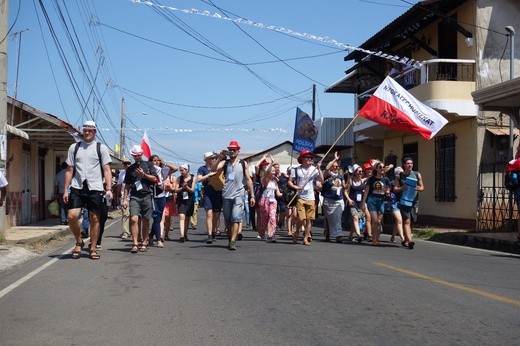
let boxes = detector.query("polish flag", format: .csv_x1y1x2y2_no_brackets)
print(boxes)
141,129,152,158
358,76,448,140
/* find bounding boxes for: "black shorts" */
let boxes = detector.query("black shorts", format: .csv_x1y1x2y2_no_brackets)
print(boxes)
399,203,418,223
68,187,103,214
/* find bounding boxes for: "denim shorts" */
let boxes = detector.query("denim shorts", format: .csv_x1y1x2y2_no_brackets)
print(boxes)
385,201,399,213
367,195,385,214
222,196,244,223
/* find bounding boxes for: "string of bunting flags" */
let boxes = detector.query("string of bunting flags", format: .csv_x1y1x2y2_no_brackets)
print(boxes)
131,0,423,68
96,127,289,133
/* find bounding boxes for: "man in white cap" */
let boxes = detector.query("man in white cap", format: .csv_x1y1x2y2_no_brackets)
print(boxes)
63,120,112,260
122,144,159,253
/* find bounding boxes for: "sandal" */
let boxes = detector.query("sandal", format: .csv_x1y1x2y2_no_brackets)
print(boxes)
71,242,84,259
131,245,139,253
139,244,148,252
89,249,100,260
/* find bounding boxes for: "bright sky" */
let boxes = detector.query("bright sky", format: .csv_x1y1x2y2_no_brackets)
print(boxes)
6,0,411,167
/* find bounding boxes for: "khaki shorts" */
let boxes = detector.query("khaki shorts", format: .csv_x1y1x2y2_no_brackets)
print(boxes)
296,199,316,221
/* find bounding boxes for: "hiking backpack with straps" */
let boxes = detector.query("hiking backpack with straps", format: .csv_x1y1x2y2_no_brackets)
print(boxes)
72,141,104,180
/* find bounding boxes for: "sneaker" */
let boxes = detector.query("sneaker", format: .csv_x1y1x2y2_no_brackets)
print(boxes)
256,235,261,239
121,233,129,239
228,240,237,251
96,244,102,250
156,241,164,248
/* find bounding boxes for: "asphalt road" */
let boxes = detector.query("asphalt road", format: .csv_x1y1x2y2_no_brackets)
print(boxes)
0,213,519,345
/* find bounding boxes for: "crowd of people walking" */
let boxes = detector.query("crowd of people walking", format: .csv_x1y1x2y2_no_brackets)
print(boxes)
63,121,424,259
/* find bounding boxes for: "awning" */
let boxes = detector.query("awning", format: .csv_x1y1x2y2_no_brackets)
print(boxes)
8,97,81,151
5,124,29,140
486,127,519,136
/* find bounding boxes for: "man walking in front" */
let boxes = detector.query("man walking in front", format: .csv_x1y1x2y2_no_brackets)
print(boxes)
212,141,255,250
63,120,112,260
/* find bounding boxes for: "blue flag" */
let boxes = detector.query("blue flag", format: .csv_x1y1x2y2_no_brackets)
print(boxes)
292,108,318,152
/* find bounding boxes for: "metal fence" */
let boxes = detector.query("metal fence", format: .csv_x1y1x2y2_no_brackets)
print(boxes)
477,167,518,231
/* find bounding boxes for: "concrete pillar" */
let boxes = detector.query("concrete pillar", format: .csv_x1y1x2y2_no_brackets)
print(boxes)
0,0,9,233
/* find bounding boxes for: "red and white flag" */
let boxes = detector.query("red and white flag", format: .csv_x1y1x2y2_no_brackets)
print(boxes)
358,76,448,140
141,129,152,158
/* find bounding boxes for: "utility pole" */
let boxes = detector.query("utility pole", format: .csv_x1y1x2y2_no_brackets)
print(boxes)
312,84,316,121
505,26,515,231
0,0,9,232
12,29,27,101
119,97,125,159
506,26,515,160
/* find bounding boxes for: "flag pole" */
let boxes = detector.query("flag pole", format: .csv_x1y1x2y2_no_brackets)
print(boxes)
321,114,359,160
287,114,359,206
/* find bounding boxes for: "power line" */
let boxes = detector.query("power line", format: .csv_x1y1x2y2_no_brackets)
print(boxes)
118,85,310,109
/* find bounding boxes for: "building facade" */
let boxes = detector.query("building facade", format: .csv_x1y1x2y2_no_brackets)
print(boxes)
326,0,520,230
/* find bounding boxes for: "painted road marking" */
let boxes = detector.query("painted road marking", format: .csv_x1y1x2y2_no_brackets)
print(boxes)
374,262,520,307
0,219,119,299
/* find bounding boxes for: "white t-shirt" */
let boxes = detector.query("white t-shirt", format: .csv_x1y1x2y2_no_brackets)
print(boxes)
291,165,319,201
66,140,112,191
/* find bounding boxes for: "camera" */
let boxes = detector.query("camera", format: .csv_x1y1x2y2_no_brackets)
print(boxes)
223,150,233,156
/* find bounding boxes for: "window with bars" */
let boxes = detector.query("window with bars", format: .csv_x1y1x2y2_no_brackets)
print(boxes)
435,134,456,201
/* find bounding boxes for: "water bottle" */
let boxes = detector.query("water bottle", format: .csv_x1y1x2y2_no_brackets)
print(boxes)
105,191,112,206
359,217,365,233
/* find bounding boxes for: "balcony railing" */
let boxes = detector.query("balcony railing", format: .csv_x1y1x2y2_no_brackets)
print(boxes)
358,58,476,100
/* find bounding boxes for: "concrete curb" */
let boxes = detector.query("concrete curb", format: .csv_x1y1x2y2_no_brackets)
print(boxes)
5,227,71,246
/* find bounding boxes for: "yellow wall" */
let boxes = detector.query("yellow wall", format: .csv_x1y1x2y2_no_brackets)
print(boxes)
353,142,383,166
384,117,478,220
